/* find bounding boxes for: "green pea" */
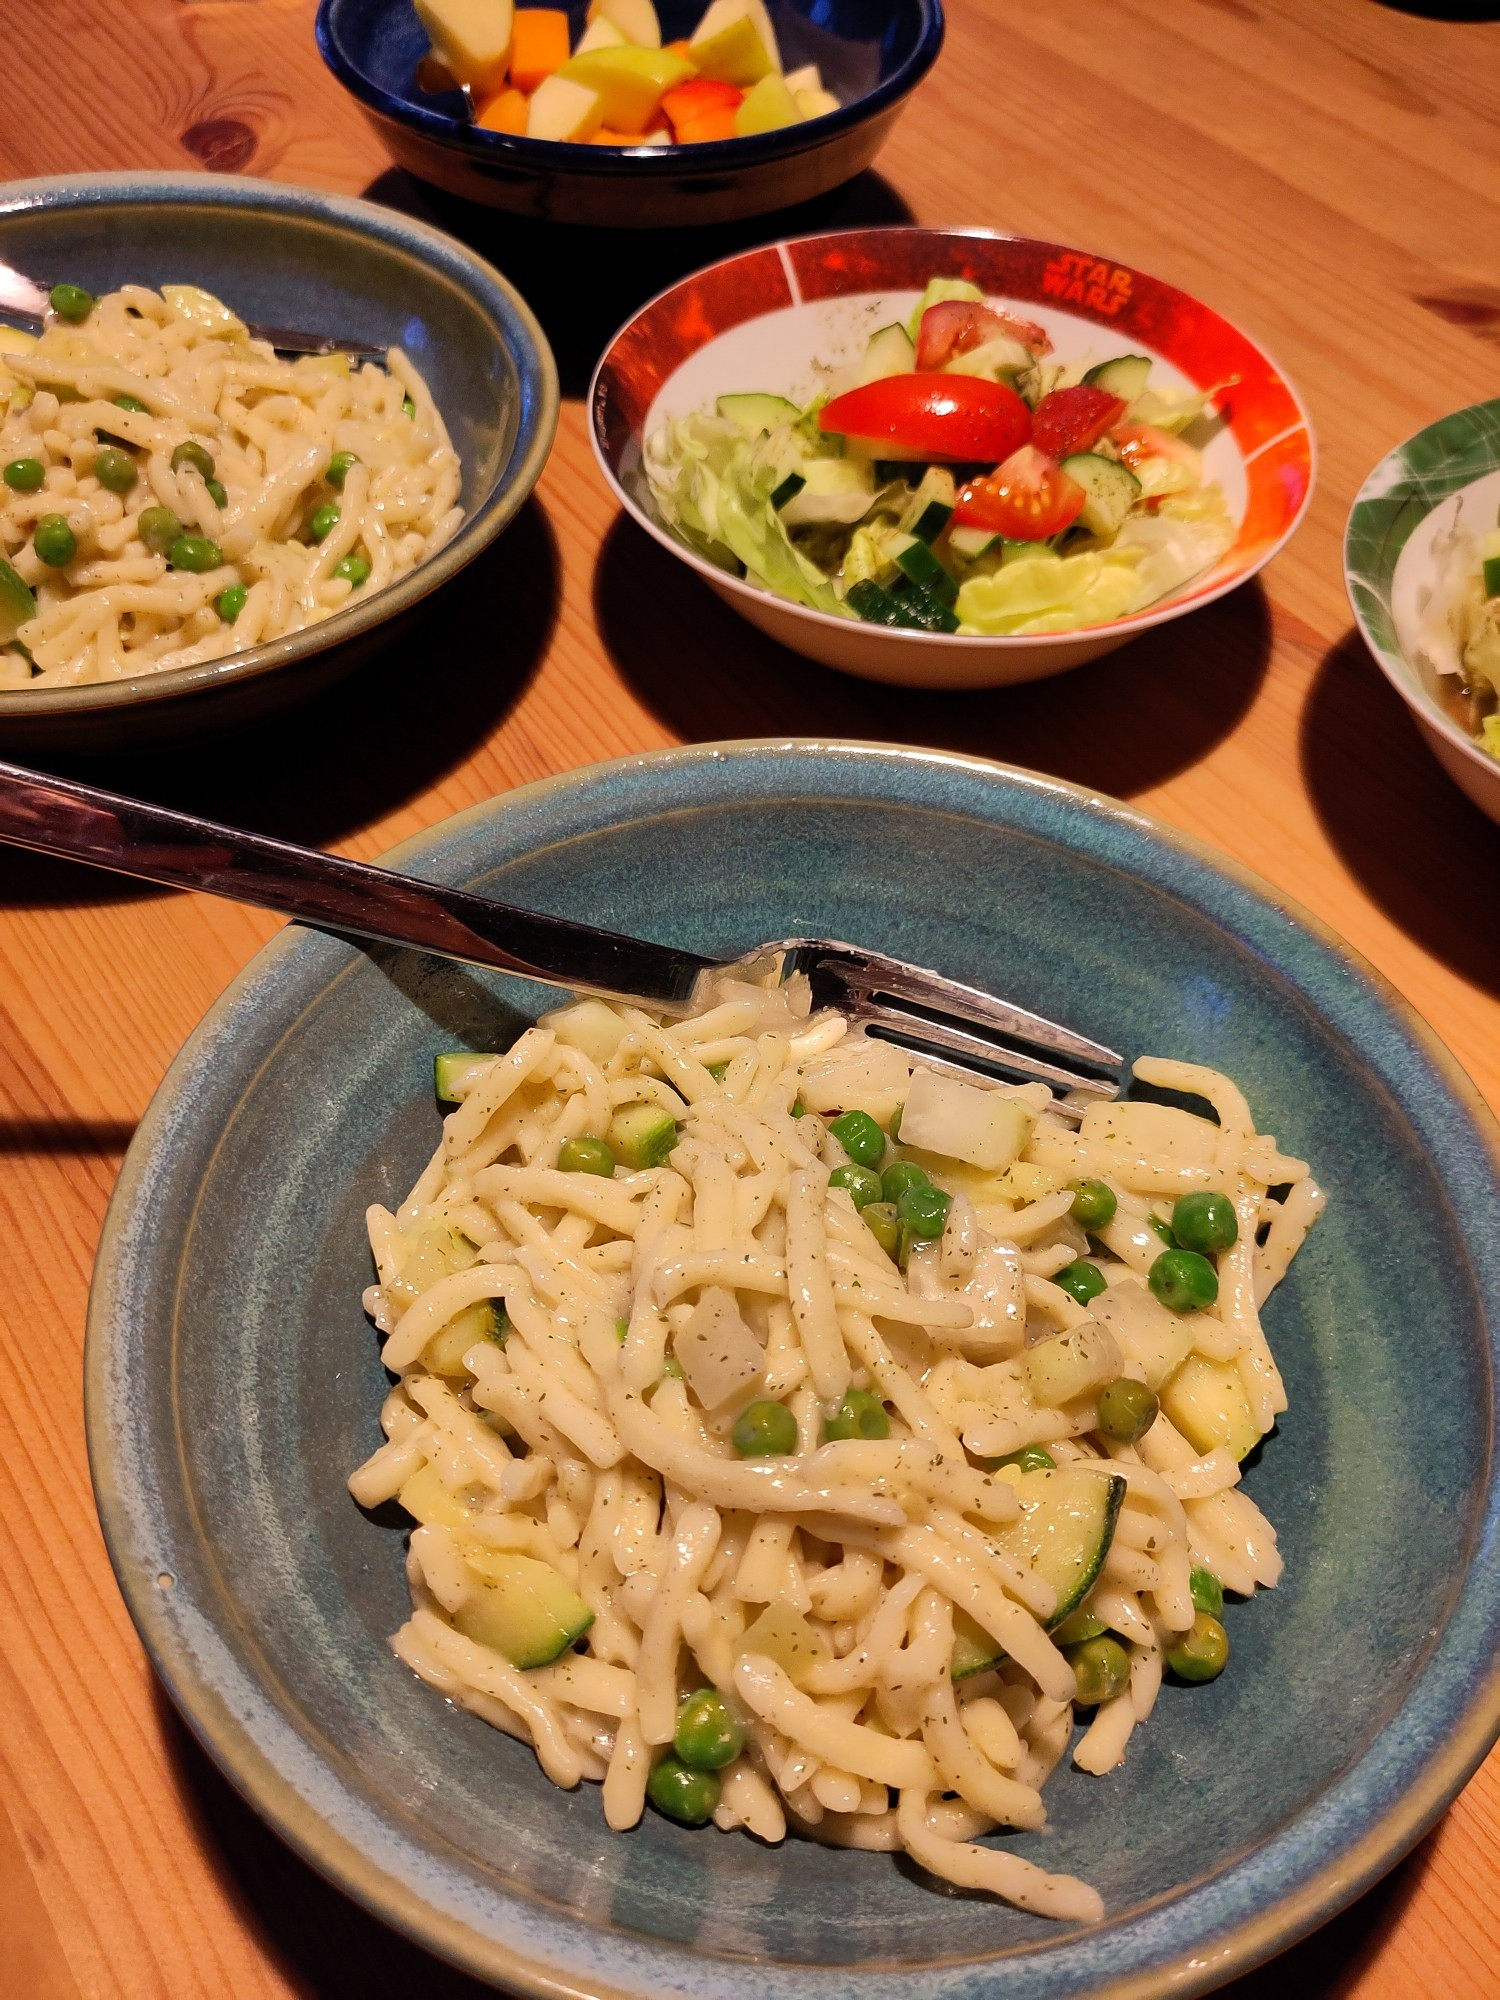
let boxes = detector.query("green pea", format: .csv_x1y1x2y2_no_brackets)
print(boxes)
3,458,45,493
1147,1214,1176,1247
333,551,372,587
402,394,417,418
92,447,137,494
674,1688,744,1771
1055,1258,1106,1306
615,1317,630,1343
1068,1178,1116,1231
113,394,148,414
215,583,248,624
828,1163,882,1210
33,514,76,567
326,449,360,489
1096,1376,1159,1444
1051,1606,1107,1646
308,501,341,543
1166,1612,1229,1683
789,1098,806,1118
823,1388,889,1442
49,282,95,323
731,1398,797,1457
1068,1634,1131,1706
646,1753,719,1825
205,478,228,509
1172,1190,1238,1256
1189,1567,1224,1618
557,1135,615,1177
862,1201,900,1259
168,534,223,573
171,439,215,481
881,1159,930,1205
896,1182,949,1240
1148,1247,1219,1313
888,1104,903,1139
705,1060,729,1081
138,506,182,555
661,1352,684,1380
828,1108,885,1169
991,1445,1055,1473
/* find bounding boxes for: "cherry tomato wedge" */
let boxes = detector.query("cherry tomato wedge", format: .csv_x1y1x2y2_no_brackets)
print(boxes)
1030,383,1125,459
915,301,1052,371
818,374,1031,464
953,445,1086,540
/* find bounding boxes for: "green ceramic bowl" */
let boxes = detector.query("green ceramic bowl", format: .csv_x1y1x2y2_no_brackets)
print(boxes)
87,742,1500,1998
1345,397,1500,825
0,172,558,753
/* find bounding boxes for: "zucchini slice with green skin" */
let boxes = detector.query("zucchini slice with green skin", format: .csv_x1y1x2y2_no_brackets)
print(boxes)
951,1605,1004,1680
894,537,958,605
453,1550,594,1669
434,1051,500,1102
715,391,802,438
608,1101,679,1168
0,558,36,645
1082,354,1152,401
992,1465,1126,1628
1060,451,1142,539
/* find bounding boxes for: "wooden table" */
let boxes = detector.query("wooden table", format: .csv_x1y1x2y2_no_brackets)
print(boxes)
2,0,1499,1992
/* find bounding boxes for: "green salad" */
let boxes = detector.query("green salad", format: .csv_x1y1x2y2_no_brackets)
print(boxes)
645,277,1236,636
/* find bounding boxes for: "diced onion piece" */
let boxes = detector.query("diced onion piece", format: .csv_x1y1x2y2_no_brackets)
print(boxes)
1077,1100,1218,1168
897,1070,1034,1172
675,1285,764,1409
737,1602,830,1686
1089,1280,1194,1390
799,1039,912,1125
1023,1319,1121,1407
543,997,631,1067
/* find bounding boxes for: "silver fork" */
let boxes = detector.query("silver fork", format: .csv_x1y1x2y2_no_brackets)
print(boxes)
0,761,1121,1112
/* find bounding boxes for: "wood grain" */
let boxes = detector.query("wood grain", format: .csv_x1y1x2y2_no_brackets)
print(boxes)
1,0,1498,1994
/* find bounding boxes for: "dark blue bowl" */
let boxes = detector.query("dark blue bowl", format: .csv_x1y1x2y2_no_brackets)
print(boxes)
316,0,943,225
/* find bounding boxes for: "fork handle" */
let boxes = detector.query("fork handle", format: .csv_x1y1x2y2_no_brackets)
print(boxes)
0,759,712,1007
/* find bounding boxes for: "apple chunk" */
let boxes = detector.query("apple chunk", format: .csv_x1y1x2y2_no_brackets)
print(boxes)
413,0,514,91
690,0,780,86
525,73,604,139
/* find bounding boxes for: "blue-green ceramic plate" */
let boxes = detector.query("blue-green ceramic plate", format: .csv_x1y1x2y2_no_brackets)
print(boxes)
87,741,1500,1999
1345,397,1500,823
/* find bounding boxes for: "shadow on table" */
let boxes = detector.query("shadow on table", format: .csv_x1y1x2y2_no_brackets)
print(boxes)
1301,627,1500,999
0,500,558,911
594,512,1272,798
0,1118,136,1155
154,1677,1441,1999
360,167,915,397
1218,1830,1435,1998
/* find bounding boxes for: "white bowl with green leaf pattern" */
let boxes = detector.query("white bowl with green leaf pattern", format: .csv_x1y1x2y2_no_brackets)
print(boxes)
1346,398,1500,826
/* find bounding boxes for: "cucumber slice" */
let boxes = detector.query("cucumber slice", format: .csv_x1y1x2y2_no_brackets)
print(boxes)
894,538,958,605
434,1050,500,1102
779,456,875,527
770,471,806,511
0,558,36,645
846,578,908,627
889,575,960,633
951,1605,1003,1679
1083,354,1152,400
842,526,885,589
947,523,999,561
453,1550,594,1669
855,321,916,385
898,466,956,543
1484,554,1500,598
716,392,801,438
1160,1354,1260,1460
1060,452,1142,538
992,1465,1126,1627
608,1101,679,1168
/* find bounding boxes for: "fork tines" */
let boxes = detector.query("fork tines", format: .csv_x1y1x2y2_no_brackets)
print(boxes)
781,940,1122,1112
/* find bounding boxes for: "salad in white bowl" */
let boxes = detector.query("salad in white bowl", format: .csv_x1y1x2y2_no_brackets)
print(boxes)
645,277,1236,638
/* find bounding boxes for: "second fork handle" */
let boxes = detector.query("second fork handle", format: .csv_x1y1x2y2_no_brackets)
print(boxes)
0,759,712,1008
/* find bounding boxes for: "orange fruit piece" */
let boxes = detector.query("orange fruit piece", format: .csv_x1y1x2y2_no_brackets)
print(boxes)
475,86,529,133
509,10,571,93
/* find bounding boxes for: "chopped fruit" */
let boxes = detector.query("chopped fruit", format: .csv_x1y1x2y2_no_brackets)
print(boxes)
690,0,780,85
794,86,839,118
575,14,627,51
413,0,514,91
1031,383,1126,458
509,9,572,91
525,71,604,137
954,444,1087,539
476,85,529,132
734,69,798,133
558,43,695,129
587,0,662,45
